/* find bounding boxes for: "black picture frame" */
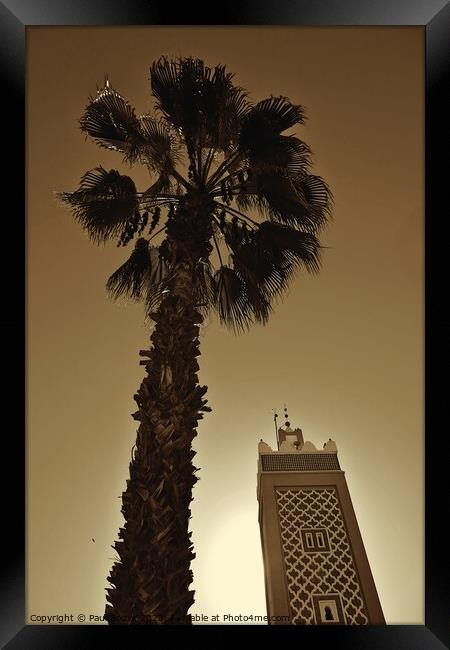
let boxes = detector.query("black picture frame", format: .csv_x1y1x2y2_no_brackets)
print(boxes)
2,1,448,647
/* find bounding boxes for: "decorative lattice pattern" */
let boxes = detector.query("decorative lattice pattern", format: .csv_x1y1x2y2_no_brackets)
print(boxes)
275,487,369,625
261,454,340,472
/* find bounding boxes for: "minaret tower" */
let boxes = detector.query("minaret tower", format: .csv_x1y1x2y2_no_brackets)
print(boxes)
257,409,384,625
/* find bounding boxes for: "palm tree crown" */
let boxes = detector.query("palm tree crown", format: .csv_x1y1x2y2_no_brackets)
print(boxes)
60,57,332,332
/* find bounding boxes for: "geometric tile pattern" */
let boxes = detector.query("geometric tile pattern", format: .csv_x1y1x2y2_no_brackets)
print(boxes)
275,487,369,625
262,454,340,472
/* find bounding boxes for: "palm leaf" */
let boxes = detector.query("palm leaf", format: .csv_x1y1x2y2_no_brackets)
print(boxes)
239,95,304,147
236,96,310,179
237,172,331,234
220,217,290,304
211,266,251,332
106,237,152,300
230,221,321,312
245,96,306,134
292,173,333,214
150,57,249,152
197,64,250,151
232,245,289,302
142,175,172,199
139,115,182,173
80,81,180,172
79,81,142,160
239,133,311,177
254,221,322,274
229,253,272,324
58,167,138,243
222,217,248,251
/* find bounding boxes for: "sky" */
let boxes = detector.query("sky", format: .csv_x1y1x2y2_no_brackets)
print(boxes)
27,26,424,624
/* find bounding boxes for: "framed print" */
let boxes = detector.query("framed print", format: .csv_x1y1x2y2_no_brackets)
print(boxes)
1,1,448,648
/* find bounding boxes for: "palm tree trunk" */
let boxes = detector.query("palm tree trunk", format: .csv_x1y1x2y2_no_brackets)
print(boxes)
105,198,213,625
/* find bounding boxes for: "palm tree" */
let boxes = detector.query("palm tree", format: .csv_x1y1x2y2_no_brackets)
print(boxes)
59,56,332,625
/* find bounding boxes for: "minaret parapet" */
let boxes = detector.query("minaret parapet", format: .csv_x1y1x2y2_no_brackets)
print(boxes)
259,428,338,455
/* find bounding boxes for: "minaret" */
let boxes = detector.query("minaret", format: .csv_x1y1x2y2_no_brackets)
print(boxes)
257,411,384,625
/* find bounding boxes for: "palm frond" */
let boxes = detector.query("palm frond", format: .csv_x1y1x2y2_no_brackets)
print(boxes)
237,172,331,234
80,81,182,174
79,81,142,160
269,136,312,175
236,95,311,179
232,244,289,303
239,95,303,147
145,246,172,315
215,83,250,153
194,260,215,309
292,173,333,215
247,96,306,134
199,64,250,151
255,221,322,274
150,57,250,153
222,216,250,251
149,56,180,125
230,253,272,325
106,237,152,300
239,133,311,178
139,115,182,173
142,175,172,199
211,265,253,332
229,221,321,314
58,167,139,243
210,139,310,190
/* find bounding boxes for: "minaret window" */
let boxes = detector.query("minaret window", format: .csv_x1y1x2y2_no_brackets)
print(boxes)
313,595,345,624
301,528,330,553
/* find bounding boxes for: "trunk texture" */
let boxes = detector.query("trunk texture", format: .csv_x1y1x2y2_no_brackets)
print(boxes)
105,195,213,625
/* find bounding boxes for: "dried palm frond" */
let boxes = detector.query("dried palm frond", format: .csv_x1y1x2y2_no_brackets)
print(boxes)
144,247,172,315
106,238,152,300
193,260,215,312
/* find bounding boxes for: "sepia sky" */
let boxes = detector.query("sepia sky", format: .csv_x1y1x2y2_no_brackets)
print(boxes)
27,26,424,624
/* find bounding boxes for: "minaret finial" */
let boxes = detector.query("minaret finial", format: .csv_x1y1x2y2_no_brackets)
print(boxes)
284,404,290,428
272,408,279,449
